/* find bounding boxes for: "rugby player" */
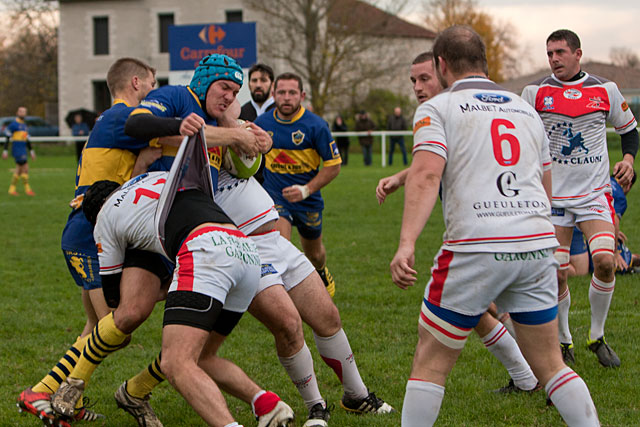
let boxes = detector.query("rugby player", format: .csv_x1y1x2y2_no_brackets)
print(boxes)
79,130,294,427
17,57,161,427
116,67,392,427
377,52,540,393
50,54,270,423
121,168,394,427
3,106,36,196
522,29,638,367
391,25,599,426
255,73,340,297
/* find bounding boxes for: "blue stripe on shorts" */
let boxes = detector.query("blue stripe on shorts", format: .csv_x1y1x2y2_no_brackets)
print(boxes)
510,306,558,325
424,299,483,329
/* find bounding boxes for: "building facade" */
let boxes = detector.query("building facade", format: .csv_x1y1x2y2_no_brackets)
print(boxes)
58,0,434,134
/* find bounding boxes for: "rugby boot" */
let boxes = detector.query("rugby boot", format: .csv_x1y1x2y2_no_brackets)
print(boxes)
560,342,575,365
73,396,105,422
257,400,295,427
492,379,541,394
16,387,61,426
114,381,163,427
317,265,336,297
340,390,395,414
8,185,18,196
587,336,620,367
51,377,84,418
303,402,331,427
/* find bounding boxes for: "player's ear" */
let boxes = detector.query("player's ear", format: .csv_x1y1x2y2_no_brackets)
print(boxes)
575,48,583,60
300,91,306,101
131,75,140,91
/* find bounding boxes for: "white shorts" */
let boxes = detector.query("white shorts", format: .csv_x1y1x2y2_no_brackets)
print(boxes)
169,226,260,313
423,247,558,317
551,193,615,228
250,230,315,294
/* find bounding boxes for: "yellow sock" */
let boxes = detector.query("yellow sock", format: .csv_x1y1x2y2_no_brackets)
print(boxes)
72,312,129,383
32,335,90,394
20,173,32,192
126,353,166,399
8,174,18,193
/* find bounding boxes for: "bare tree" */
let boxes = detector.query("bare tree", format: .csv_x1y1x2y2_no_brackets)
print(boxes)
423,0,519,81
610,47,639,69
243,0,415,115
0,0,58,117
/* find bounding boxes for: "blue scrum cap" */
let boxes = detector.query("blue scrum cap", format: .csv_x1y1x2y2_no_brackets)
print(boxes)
189,54,243,102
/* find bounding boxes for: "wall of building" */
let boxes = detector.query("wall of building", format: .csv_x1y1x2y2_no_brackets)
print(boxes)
57,0,432,134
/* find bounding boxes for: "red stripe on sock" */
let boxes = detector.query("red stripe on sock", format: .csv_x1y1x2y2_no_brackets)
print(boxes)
590,280,614,293
484,326,507,347
547,372,579,398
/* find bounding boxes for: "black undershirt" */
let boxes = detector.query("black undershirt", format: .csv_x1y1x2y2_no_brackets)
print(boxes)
125,113,183,140
164,190,234,259
567,70,586,81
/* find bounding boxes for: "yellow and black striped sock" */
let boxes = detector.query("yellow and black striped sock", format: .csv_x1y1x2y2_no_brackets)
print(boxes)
126,352,166,399
72,312,129,384
32,335,89,394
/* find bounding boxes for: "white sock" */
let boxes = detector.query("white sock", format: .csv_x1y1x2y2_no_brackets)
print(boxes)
401,379,444,427
558,287,572,344
481,323,537,390
223,423,241,427
588,275,615,341
545,367,599,426
278,342,324,410
314,329,368,399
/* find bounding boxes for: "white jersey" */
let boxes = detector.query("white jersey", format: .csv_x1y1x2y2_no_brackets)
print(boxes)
94,172,168,276
413,77,557,253
216,169,279,235
521,72,637,208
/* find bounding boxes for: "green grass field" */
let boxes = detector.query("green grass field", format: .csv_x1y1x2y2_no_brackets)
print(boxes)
1,143,639,426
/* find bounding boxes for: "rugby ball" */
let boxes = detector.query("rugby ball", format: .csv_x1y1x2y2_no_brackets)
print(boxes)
223,147,262,179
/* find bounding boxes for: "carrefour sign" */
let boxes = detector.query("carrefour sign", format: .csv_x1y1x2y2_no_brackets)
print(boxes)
169,22,257,70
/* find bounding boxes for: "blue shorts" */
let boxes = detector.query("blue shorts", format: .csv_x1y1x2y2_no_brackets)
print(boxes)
275,205,323,240
12,145,28,165
63,249,101,290
569,227,587,255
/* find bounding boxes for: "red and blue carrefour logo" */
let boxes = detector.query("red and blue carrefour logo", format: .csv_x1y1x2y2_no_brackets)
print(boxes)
199,25,226,45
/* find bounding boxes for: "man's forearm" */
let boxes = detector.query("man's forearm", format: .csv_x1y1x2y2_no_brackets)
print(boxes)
125,113,182,139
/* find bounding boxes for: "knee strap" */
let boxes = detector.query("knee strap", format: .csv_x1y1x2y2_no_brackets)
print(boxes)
101,273,122,309
419,301,475,350
588,232,615,257
554,246,570,270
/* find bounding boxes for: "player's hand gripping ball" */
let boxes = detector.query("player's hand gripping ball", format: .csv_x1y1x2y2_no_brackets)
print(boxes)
222,119,262,179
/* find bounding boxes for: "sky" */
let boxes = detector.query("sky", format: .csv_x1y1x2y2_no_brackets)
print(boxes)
398,0,640,74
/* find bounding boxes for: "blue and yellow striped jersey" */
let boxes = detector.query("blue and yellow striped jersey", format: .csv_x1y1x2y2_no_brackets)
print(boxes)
131,85,223,189
256,107,341,211
61,100,151,252
6,118,29,142
5,118,30,158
